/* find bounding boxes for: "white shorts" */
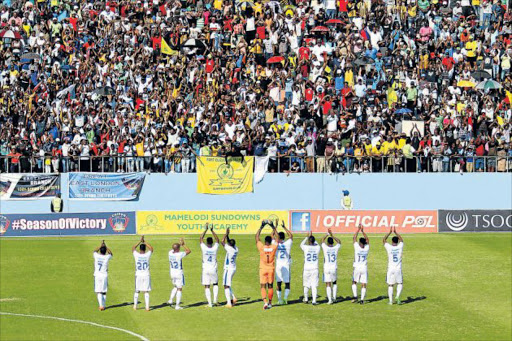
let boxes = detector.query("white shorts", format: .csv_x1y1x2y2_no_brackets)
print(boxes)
386,268,403,285
276,264,290,283
171,271,185,288
223,269,236,287
303,269,319,288
353,266,368,284
202,269,218,286
323,269,337,283
135,274,152,292
94,274,108,293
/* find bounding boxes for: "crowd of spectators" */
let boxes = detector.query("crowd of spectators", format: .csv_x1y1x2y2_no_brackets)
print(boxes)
1,0,512,174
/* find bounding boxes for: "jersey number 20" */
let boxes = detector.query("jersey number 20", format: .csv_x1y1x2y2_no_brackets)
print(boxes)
137,261,148,270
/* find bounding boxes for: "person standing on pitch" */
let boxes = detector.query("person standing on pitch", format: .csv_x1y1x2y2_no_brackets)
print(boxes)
352,224,370,304
221,228,238,307
341,190,353,210
200,223,220,307
301,231,321,305
93,240,112,311
132,236,153,311
321,228,341,304
168,238,191,310
383,226,404,305
274,219,293,305
255,220,278,310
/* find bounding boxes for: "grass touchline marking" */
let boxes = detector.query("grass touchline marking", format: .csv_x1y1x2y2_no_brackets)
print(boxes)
0,311,149,341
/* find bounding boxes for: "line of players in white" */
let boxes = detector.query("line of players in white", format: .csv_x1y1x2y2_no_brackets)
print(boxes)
92,223,404,311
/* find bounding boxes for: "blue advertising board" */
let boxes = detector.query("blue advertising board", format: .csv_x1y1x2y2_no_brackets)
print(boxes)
0,212,136,237
69,173,145,200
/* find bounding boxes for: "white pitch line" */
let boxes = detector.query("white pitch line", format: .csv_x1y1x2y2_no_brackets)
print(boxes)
0,311,149,341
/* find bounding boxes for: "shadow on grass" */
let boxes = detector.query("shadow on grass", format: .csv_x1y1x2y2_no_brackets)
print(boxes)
105,302,133,310
401,296,427,304
149,302,171,310
234,298,262,306
365,295,387,304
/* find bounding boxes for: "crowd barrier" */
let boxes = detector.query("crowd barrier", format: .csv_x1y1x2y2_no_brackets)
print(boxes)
1,155,511,174
1,210,510,237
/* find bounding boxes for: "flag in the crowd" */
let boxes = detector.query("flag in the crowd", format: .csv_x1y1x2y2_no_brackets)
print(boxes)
159,4,167,15
57,10,68,22
135,98,145,110
161,38,178,55
56,84,76,100
197,157,254,195
360,28,370,41
254,156,269,184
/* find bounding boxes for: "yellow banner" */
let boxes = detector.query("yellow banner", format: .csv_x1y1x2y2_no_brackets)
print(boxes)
197,157,254,194
137,211,288,234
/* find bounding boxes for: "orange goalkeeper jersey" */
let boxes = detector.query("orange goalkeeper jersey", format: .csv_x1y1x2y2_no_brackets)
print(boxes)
257,241,278,269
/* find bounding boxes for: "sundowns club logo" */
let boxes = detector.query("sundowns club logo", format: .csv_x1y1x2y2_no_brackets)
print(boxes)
210,163,242,187
109,213,129,232
291,212,311,231
0,215,10,235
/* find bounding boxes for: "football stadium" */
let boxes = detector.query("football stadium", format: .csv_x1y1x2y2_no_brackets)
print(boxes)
1,0,512,340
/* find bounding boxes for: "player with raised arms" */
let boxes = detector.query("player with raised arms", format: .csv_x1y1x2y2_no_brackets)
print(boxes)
93,240,113,311
321,228,341,304
255,220,278,310
352,224,370,304
168,238,191,310
200,223,220,307
221,228,238,308
301,231,321,305
383,226,404,305
132,236,153,311
274,219,293,305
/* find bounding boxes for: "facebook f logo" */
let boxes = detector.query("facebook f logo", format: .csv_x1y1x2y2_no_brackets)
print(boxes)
291,212,311,231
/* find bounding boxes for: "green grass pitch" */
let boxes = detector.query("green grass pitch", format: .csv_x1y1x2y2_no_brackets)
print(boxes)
1,233,510,340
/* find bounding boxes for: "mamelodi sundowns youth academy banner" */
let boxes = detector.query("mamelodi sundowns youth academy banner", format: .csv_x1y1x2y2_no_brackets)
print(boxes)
197,157,254,194
137,210,288,234
0,174,60,200
289,210,438,233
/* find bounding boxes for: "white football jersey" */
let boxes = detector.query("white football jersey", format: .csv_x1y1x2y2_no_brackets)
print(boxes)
93,252,112,276
384,242,404,269
301,238,321,270
201,243,219,271
322,243,340,271
274,239,293,266
223,244,238,270
353,242,370,267
133,250,152,276
168,250,186,272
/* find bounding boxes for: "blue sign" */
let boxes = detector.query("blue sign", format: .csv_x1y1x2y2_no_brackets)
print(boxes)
69,173,145,200
291,212,311,232
0,212,136,237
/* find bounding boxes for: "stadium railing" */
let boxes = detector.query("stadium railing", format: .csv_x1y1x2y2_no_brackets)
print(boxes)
0,155,511,174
